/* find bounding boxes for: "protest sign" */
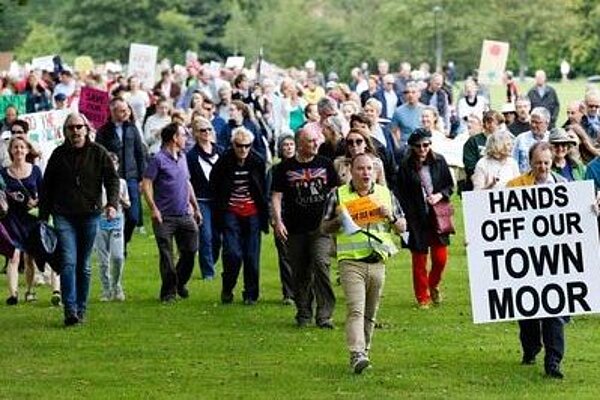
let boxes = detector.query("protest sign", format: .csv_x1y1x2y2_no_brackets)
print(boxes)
0,95,26,119
0,52,13,72
225,56,245,70
74,56,94,74
463,181,600,324
477,40,509,85
31,55,55,71
128,43,158,89
342,196,385,226
79,87,109,129
20,109,68,164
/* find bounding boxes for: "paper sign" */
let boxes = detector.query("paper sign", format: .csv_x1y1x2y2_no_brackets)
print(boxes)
127,43,159,89
463,181,600,324
79,87,109,129
31,55,55,71
20,109,69,166
342,195,384,226
225,56,245,70
477,40,509,85
74,56,94,74
0,52,13,72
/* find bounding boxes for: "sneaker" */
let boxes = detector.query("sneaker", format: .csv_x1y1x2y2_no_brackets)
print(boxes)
25,291,37,302
296,319,310,328
417,302,430,310
113,291,126,302
6,295,18,306
100,294,111,302
521,356,536,365
350,352,370,374
137,226,147,235
243,299,257,306
430,287,442,305
51,291,61,306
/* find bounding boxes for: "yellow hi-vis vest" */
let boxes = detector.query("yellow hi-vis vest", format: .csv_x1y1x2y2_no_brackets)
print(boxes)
336,184,398,262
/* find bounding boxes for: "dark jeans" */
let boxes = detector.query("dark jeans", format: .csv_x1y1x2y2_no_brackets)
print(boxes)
221,211,261,301
197,200,221,279
54,214,100,319
287,230,335,324
519,317,568,372
275,235,294,299
152,215,198,300
124,179,141,247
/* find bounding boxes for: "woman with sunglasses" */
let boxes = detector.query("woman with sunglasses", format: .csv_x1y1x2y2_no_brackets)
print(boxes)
39,113,120,326
549,128,586,181
187,115,223,280
397,128,454,309
334,128,386,186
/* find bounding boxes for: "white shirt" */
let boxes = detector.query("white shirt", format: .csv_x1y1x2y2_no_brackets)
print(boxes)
383,90,398,120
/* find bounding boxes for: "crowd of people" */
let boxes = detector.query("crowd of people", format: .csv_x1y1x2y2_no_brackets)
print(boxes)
2,56,600,377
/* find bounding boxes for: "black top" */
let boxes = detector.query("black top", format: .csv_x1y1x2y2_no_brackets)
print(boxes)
272,156,339,234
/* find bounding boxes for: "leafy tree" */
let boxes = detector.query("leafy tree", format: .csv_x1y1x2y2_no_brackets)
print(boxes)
13,22,66,62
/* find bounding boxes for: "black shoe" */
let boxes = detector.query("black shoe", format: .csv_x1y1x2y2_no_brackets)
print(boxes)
521,356,536,365
177,286,189,299
296,319,310,328
317,320,335,329
546,368,564,379
64,314,80,327
221,292,233,304
6,295,18,306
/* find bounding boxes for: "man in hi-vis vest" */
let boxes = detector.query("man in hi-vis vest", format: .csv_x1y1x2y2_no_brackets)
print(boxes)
321,153,406,374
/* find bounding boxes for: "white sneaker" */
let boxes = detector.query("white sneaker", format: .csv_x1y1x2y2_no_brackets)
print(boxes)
350,352,370,374
100,294,111,302
113,291,126,302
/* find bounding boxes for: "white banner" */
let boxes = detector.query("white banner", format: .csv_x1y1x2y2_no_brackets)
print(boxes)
127,43,158,89
463,180,600,323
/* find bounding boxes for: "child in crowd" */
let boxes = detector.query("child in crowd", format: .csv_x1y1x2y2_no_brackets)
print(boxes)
95,152,130,301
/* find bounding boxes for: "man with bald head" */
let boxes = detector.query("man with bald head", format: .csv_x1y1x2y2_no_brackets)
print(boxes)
271,127,339,328
527,70,560,127
562,101,584,130
581,91,600,140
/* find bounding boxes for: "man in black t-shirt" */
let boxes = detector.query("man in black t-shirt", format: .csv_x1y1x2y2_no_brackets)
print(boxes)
272,127,339,328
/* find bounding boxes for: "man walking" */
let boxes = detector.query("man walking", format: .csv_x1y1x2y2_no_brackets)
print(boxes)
272,128,339,328
141,122,201,303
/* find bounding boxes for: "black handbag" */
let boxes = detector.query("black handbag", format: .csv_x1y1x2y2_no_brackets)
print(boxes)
27,221,62,274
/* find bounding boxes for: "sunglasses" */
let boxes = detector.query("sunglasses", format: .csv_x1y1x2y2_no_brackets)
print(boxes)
199,127,213,132
68,124,86,130
413,142,431,149
347,138,364,146
10,129,24,135
234,142,252,149
587,104,600,109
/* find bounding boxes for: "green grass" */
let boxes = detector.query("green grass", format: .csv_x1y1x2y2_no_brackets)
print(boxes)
1,80,599,399
1,200,599,400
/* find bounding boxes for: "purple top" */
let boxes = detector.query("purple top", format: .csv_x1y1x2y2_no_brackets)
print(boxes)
144,148,190,216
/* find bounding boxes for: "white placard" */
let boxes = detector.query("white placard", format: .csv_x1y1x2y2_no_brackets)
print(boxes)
31,55,55,72
127,43,159,89
225,56,245,70
463,180,600,324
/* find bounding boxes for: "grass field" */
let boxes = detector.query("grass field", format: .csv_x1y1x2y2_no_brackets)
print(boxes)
1,79,599,399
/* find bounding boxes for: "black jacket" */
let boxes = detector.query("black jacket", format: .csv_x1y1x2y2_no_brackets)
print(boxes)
527,85,560,127
209,149,269,233
96,121,146,180
39,139,120,219
396,152,453,252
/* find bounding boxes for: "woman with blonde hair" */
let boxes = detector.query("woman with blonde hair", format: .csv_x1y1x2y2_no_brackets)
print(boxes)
472,130,519,190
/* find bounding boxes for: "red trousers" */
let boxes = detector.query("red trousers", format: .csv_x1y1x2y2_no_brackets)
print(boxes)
411,244,448,305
